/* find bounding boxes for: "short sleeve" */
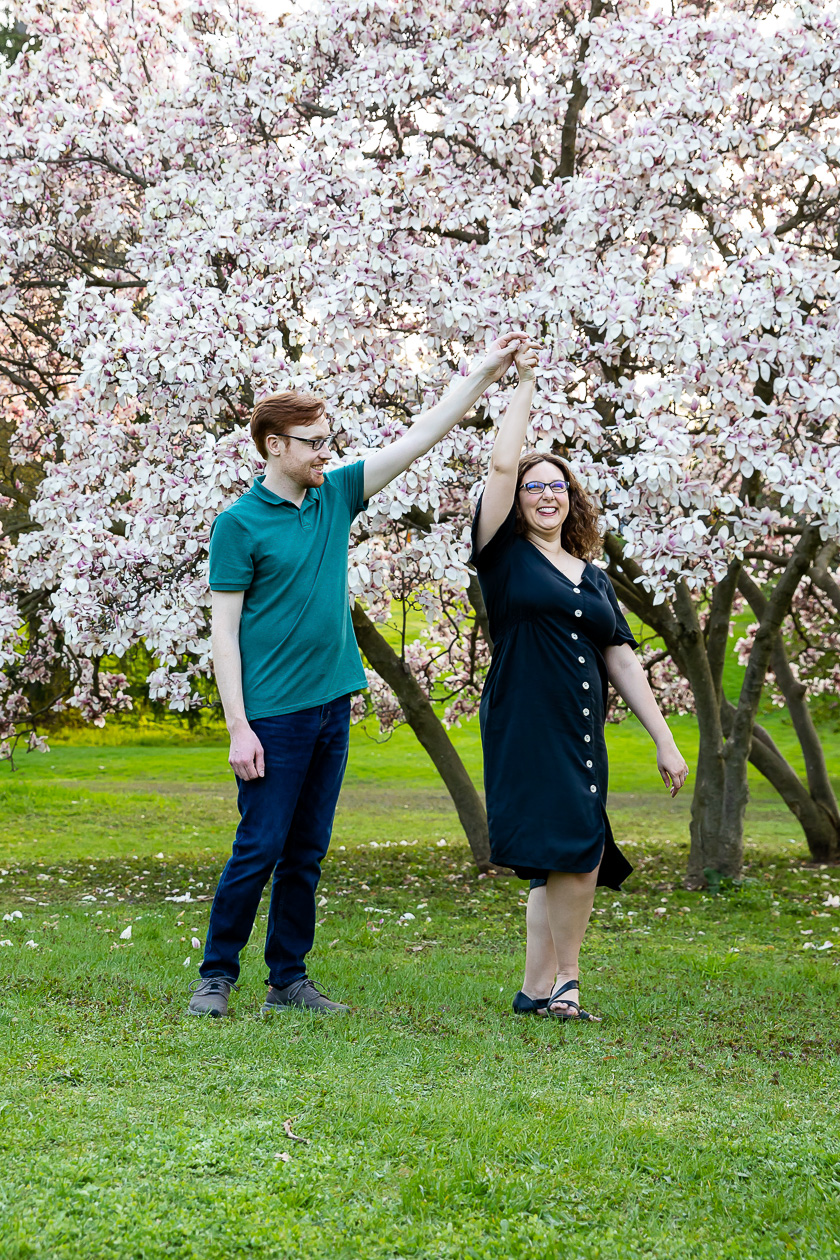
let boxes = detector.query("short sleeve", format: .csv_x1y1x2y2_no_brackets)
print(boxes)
602,574,639,649
469,495,517,572
324,460,367,520
208,511,254,591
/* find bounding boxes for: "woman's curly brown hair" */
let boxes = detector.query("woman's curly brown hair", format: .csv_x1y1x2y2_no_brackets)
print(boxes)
514,452,602,560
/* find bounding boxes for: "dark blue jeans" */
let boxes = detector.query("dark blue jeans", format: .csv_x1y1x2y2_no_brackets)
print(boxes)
200,695,350,988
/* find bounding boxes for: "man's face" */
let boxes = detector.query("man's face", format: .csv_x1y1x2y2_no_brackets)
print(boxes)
265,420,332,489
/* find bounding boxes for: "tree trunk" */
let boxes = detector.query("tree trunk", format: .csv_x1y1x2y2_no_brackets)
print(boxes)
603,529,827,885
604,542,733,886
717,529,821,865
738,570,840,860
351,604,492,869
721,700,840,862
669,579,735,884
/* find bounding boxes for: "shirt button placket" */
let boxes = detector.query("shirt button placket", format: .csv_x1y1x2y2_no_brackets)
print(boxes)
573,620,598,797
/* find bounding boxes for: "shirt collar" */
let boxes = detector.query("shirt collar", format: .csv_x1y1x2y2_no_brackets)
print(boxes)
250,475,319,510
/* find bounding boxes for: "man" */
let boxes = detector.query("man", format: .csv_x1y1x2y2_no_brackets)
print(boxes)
188,331,528,1017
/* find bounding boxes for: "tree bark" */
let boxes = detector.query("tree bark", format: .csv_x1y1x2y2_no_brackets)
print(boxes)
671,578,734,884
603,537,730,884
721,700,840,862
351,604,492,869
808,541,840,615
718,526,823,871
558,0,604,179
737,571,840,861
603,529,828,884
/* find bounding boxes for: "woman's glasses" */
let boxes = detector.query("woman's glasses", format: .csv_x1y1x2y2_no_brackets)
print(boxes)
519,479,569,496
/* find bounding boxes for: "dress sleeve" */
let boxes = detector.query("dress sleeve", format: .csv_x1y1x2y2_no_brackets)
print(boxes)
208,511,254,591
602,574,639,648
468,495,517,572
324,460,368,519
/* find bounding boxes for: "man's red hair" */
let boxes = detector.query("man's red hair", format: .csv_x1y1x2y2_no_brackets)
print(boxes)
250,391,326,458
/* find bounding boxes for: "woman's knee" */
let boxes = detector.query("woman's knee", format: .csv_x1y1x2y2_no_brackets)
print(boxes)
546,868,598,894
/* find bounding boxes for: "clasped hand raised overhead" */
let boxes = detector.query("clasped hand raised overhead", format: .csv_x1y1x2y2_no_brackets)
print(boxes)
477,330,536,383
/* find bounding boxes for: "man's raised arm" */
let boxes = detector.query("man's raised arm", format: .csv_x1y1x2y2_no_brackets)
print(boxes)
361,332,529,500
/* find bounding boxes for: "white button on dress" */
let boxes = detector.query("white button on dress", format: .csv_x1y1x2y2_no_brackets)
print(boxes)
583,708,590,716
582,682,590,690
571,633,578,640
573,587,581,594
578,655,585,664
586,759,593,768
574,609,582,618
584,735,591,743
590,785,597,793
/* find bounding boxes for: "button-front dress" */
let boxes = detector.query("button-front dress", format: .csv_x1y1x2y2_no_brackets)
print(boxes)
470,501,637,889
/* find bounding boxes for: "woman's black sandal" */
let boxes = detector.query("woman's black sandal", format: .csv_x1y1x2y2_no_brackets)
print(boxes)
512,990,550,1015
545,978,597,1021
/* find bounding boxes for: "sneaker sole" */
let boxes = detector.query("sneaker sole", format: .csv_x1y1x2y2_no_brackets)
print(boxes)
187,1007,227,1017
261,1002,348,1015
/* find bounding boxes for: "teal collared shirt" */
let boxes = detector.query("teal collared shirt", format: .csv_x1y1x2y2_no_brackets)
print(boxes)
208,461,368,720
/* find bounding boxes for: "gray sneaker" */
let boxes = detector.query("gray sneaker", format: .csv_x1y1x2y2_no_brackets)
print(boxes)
187,976,238,1017
262,977,349,1015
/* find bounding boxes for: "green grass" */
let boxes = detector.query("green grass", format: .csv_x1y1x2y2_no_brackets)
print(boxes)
2,730,840,1259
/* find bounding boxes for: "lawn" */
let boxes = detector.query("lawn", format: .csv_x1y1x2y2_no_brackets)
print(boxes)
1,717,839,1259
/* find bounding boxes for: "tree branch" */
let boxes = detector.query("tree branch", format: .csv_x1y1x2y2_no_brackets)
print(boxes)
351,603,491,868
706,558,741,698
727,525,823,762
809,541,840,616
738,567,840,821
557,0,603,179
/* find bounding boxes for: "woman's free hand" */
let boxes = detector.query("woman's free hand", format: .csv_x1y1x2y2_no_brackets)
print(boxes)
479,331,531,384
657,739,689,797
514,342,539,383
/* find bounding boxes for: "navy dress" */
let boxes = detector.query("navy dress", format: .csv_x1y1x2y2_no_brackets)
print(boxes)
470,500,637,890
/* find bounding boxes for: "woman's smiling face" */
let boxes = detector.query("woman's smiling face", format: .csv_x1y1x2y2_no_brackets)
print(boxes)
517,460,570,540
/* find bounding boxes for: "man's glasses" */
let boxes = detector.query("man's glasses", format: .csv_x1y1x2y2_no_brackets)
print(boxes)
285,434,335,452
519,479,569,496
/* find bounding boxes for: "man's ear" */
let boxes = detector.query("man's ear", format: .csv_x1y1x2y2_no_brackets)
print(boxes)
265,433,286,458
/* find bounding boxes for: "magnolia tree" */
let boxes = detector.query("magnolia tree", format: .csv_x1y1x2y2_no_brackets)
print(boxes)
1,0,840,879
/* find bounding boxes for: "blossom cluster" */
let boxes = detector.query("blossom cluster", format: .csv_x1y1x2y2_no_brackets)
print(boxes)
0,0,838,747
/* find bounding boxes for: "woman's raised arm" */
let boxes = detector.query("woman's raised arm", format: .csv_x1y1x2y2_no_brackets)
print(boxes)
473,343,539,554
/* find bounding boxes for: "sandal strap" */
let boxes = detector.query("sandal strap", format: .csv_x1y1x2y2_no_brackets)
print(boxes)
547,984,581,1011
549,979,580,1001
512,990,549,1014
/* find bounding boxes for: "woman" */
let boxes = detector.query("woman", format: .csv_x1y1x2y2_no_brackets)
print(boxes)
471,344,689,1020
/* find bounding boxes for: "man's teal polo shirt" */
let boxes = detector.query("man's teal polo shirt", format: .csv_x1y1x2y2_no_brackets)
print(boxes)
208,462,368,720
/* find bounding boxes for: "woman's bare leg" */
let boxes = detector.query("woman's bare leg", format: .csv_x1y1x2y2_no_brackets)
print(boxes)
542,868,600,1017
521,884,557,999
